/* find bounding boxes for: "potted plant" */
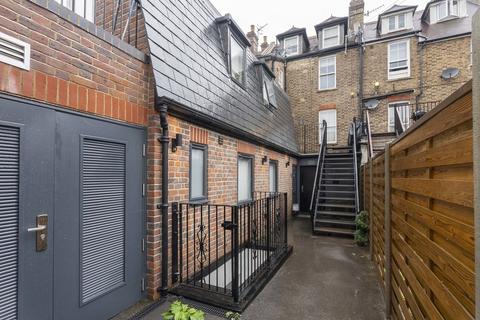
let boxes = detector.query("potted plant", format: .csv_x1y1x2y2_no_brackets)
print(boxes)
162,300,205,320
354,210,369,247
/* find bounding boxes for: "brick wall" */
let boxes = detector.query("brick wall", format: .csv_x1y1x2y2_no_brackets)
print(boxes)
285,49,360,147
145,114,297,299
0,0,154,126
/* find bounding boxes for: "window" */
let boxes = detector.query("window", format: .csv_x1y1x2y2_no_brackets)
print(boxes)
238,156,253,202
319,56,336,90
388,40,410,80
284,36,299,56
322,25,340,48
388,102,411,132
276,68,285,90
430,0,461,23
387,13,407,32
260,69,277,108
190,145,207,201
269,161,278,193
262,81,269,106
54,0,95,22
319,109,337,144
230,34,245,85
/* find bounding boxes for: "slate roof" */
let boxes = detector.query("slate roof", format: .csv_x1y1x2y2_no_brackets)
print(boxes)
140,0,298,154
315,16,348,30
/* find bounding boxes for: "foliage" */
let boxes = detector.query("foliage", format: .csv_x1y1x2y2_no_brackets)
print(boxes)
354,210,369,247
225,311,242,320
162,301,205,320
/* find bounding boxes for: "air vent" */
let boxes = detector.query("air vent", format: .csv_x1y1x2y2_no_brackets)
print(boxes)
0,31,30,70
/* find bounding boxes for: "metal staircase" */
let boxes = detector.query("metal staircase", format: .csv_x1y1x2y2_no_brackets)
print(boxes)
310,120,361,237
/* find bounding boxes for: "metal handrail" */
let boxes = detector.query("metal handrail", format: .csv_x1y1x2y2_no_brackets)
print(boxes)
309,120,328,213
351,119,360,214
365,110,373,159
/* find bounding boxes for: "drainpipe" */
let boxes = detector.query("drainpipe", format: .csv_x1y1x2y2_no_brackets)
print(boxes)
358,29,365,126
416,34,428,107
156,102,169,296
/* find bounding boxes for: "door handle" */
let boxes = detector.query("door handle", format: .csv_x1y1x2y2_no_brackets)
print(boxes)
27,214,48,252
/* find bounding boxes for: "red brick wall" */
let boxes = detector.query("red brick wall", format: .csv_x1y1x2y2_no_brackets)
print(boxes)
0,0,154,126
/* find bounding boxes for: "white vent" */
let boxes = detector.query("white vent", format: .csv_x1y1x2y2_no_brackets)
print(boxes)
0,31,30,70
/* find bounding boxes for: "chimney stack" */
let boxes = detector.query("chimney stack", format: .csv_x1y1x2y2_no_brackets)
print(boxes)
246,24,259,55
349,0,365,34
260,36,269,52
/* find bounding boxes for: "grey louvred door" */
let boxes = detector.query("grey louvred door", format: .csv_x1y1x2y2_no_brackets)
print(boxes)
0,99,55,320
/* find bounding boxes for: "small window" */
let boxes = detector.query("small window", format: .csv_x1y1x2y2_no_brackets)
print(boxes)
388,102,411,132
238,156,253,203
319,56,336,90
190,144,207,201
260,68,277,108
269,161,278,193
230,34,246,85
430,0,461,23
388,40,410,80
54,0,95,22
276,68,285,90
262,80,270,106
284,36,299,56
322,25,340,48
319,109,337,144
386,13,407,33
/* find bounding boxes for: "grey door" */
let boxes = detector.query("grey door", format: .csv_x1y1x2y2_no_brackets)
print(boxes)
0,99,55,320
0,97,145,320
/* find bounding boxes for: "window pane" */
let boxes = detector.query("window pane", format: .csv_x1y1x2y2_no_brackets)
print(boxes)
263,81,269,105
63,0,73,10
319,56,335,89
451,0,459,15
389,103,411,131
389,16,396,30
231,36,245,83
269,162,277,193
398,14,405,28
438,1,447,19
284,36,298,55
85,0,94,22
74,0,85,18
238,158,252,202
191,148,205,199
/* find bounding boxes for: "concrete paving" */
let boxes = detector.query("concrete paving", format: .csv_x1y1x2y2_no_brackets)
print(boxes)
241,216,385,320
137,216,384,320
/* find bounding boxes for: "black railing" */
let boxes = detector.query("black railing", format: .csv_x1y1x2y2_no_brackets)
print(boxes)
309,120,327,213
365,110,373,159
298,123,320,154
351,118,360,214
171,193,290,309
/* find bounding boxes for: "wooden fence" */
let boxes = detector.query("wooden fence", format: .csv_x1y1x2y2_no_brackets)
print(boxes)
362,81,474,320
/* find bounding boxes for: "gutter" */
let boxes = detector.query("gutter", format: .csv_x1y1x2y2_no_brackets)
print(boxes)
155,102,170,296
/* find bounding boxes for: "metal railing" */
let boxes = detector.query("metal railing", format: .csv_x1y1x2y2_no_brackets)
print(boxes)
351,118,360,214
365,110,373,159
171,193,289,307
309,120,328,213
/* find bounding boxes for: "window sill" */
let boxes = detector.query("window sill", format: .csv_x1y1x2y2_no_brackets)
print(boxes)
387,76,412,82
318,87,337,92
189,198,209,205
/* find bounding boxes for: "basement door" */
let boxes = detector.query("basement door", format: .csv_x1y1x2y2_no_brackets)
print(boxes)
0,97,145,320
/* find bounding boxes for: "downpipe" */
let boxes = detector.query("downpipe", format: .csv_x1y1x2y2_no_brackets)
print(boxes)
156,103,169,296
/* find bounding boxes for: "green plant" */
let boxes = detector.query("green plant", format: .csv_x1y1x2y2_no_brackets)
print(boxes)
225,311,242,320
354,210,369,246
162,300,205,320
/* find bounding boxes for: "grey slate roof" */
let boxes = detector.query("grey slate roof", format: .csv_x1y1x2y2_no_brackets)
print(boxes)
140,0,298,154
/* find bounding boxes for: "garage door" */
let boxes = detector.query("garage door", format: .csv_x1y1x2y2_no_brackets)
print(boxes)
0,97,145,320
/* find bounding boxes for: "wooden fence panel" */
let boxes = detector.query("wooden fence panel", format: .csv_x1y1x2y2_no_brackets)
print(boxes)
366,82,474,320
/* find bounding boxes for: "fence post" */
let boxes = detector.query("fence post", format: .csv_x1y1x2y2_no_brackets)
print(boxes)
472,10,480,320
266,197,271,267
232,205,240,303
384,143,392,319
171,202,179,283
284,193,288,246
369,160,373,260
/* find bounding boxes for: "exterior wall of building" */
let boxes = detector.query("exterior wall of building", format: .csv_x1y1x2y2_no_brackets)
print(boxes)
145,114,297,299
286,49,360,148
0,0,154,126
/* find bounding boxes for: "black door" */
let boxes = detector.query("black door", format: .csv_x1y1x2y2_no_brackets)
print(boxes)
300,166,316,213
0,97,145,320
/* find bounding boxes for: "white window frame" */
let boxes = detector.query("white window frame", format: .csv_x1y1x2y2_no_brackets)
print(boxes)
284,35,300,56
388,40,410,80
262,80,270,106
387,13,407,33
230,34,246,85
430,0,461,23
238,155,253,203
319,109,337,144
388,102,411,132
322,25,340,49
189,144,208,201
319,55,336,91
269,161,278,193
54,0,95,22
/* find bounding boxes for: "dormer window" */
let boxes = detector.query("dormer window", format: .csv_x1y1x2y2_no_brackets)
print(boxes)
388,13,406,32
256,62,277,108
322,25,340,48
230,34,246,85
430,0,463,23
284,36,300,56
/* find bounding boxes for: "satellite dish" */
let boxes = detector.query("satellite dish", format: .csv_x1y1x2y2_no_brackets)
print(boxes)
364,99,380,110
441,67,459,80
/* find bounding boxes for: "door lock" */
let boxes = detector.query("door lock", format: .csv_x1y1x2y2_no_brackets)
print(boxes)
27,214,48,252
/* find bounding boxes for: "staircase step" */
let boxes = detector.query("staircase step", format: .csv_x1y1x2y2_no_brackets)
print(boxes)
325,158,353,161
316,210,356,218
319,190,355,194
318,203,355,209
320,184,354,188
322,173,354,176
323,168,354,172
313,226,355,237
318,196,355,202
315,218,356,226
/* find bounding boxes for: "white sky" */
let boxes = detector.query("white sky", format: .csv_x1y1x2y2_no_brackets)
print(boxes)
209,0,431,43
